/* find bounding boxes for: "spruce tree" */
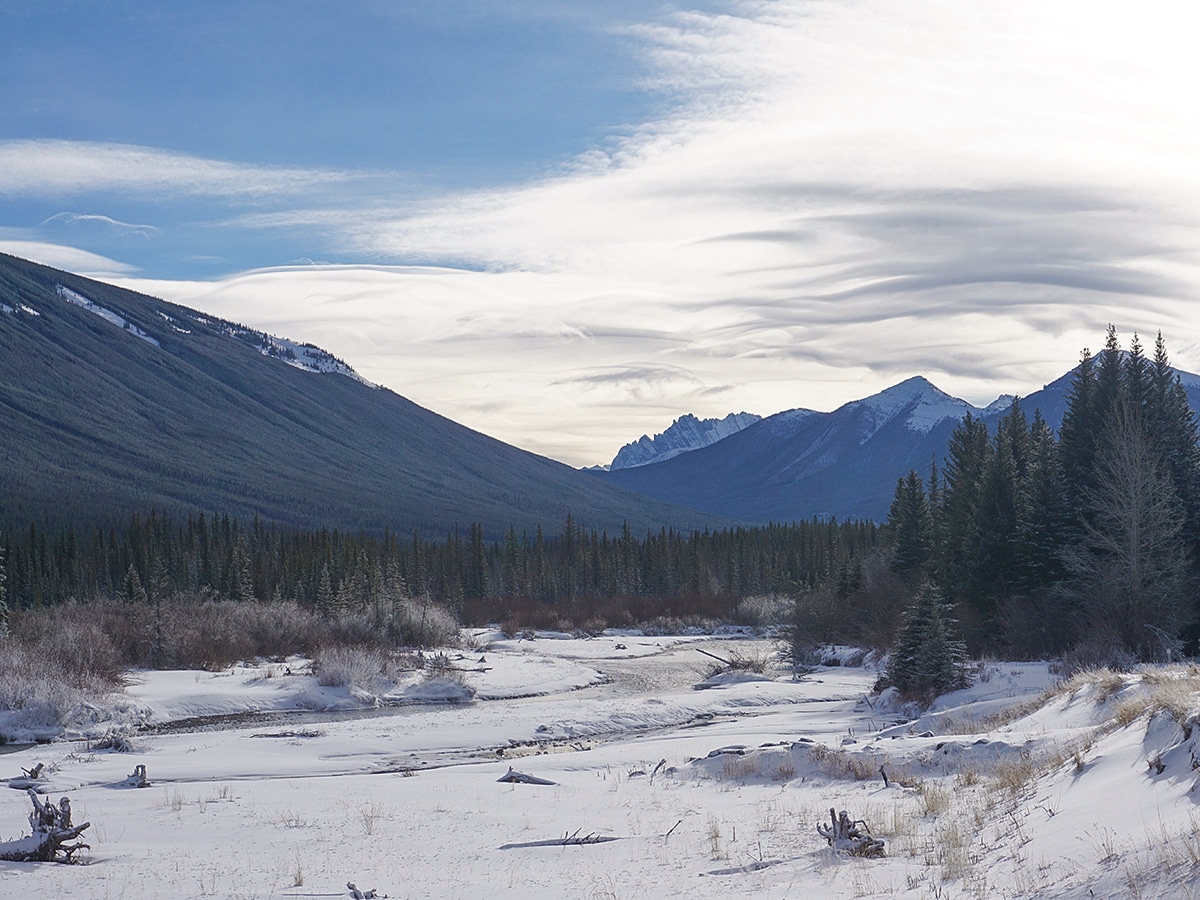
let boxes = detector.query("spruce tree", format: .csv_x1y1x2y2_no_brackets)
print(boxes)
886,469,931,577
0,537,8,638
886,584,970,702
935,413,990,610
1059,347,1099,520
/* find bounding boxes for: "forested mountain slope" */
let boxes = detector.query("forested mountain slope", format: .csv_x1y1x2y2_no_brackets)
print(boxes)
0,253,724,537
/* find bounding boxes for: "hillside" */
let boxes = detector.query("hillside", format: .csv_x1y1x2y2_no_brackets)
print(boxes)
0,253,725,537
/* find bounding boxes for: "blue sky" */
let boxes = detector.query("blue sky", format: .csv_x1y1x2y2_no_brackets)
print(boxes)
3,1,1200,466
0,1,694,276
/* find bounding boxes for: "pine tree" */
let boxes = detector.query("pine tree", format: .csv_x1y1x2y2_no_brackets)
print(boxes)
1019,410,1068,593
316,564,336,619
935,413,990,603
1059,347,1099,520
886,469,931,577
121,563,147,605
886,584,970,703
0,536,8,638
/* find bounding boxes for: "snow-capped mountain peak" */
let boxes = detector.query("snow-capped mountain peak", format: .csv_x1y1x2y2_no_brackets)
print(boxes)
847,376,978,442
609,411,761,470
984,394,1016,413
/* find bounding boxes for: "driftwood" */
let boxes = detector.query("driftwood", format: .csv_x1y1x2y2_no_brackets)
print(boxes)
8,761,51,792
497,767,556,785
121,764,151,788
817,807,885,858
499,829,622,850
347,882,386,899
0,789,91,863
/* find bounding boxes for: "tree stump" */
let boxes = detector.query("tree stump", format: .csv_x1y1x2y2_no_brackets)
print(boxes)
817,807,885,858
0,789,91,863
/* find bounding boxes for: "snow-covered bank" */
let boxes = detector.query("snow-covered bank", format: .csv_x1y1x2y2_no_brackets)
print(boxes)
0,637,1197,898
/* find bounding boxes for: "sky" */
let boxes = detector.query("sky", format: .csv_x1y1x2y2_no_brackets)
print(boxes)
3,0,1200,467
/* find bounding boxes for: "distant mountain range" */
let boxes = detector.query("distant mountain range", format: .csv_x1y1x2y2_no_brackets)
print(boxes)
598,368,1200,523
607,412,761,470
0,253,725,537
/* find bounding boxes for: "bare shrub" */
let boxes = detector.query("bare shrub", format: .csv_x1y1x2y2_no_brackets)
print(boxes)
640,615,719,636
701,648,772,680
9,604,126,686
314,646,401,691
1054,640,1140,678
0,639,121,737
734,595,793,627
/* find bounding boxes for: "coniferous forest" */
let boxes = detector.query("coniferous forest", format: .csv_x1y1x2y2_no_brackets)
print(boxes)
1,328,1198,673
883,328,1200,667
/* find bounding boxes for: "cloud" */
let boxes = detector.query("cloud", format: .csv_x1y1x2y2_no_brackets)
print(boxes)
55,0,1200,464
40,212,159,239
0,239,137,277
0,140,359,200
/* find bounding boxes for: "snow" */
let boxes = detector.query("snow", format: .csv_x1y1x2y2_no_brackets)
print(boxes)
1,640,1199,898
55,285,159,346
217,323,376,386
610,411,761,469
762,406,819,437
849,375,978,440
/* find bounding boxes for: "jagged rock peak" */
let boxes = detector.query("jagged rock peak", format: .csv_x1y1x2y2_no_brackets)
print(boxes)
610,411,761,470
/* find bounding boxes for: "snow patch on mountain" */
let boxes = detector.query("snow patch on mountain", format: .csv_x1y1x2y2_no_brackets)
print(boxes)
218,323,375,387
761,407,819,437
985,393,1016,413
610,411,761,469
846,376,978,442
56,284,159,346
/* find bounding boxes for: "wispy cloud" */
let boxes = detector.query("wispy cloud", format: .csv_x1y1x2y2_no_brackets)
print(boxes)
0,140,359,200
40,212,159,239
0,239,137,277
43,0,1200,464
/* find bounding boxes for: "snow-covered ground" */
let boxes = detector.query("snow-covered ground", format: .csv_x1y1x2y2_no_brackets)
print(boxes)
1,634,1198,898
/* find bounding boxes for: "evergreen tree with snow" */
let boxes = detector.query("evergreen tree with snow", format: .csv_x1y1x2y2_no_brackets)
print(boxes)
886,583,970,703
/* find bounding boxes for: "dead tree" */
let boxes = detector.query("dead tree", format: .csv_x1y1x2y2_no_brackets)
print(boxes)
0,789,90,863
817,807,885,858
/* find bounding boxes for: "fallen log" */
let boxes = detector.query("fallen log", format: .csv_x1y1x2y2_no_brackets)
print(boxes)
0,789,90,863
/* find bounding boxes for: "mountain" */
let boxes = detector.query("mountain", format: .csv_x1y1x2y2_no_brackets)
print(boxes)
0,253,728,537
601,376,974,522
600,369,1200,523
609,411,762,470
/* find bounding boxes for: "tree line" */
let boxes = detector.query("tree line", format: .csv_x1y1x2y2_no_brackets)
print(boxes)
883,328,1200,664
0,511,876,627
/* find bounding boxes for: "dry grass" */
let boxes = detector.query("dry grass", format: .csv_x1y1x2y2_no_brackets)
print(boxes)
919,782,951,816
808,743,879,781
721,754,762,780
989,755,1038,799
